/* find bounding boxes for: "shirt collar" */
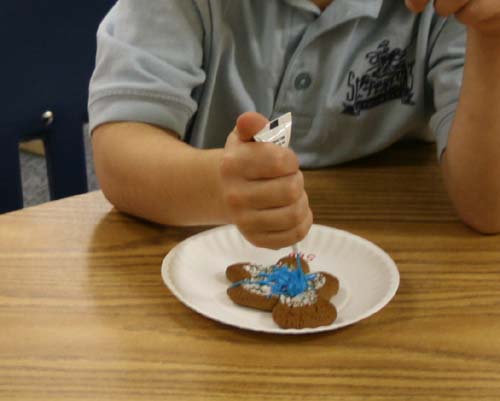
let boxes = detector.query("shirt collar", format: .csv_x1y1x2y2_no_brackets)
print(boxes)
282,0,384,20
282,0,323,15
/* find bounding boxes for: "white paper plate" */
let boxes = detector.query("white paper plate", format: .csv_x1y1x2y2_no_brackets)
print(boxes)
161,224,399,334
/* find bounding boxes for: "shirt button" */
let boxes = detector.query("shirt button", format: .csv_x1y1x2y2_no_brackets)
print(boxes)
294,73,312,90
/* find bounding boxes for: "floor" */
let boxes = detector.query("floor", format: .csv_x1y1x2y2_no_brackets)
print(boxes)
20,129,99,207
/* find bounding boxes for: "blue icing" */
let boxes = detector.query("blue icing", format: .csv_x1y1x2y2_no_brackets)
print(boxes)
231,255,318,298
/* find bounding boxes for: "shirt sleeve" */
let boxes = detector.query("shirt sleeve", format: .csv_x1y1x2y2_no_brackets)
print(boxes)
88,0,206,138
426,15,466,160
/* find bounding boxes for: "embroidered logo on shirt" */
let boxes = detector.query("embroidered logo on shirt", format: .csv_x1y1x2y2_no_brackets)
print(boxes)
342,40,415,116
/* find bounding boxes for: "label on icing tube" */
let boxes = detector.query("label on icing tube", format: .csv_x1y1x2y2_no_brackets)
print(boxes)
254,112,292,148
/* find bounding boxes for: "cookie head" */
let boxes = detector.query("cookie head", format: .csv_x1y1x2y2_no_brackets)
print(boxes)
276,256,310,273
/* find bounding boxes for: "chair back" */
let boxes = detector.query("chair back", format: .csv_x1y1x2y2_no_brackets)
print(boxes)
0,0,116,213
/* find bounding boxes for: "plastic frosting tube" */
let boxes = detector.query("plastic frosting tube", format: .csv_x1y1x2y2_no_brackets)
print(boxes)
253,113,301,257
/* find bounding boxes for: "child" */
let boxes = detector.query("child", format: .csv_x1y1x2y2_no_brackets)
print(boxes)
89,0,500,248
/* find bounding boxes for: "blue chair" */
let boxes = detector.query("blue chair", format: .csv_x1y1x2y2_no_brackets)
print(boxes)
0,0,115,213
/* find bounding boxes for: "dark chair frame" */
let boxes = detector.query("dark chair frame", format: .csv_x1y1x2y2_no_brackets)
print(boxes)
1,1,115,213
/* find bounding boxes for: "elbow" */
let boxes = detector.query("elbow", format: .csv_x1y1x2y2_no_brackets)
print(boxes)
457,206,500,235
94,163,126,213
93,154,136,218
442,153,500,234
92,129,131,215
95,166,151,222
97,177,124,212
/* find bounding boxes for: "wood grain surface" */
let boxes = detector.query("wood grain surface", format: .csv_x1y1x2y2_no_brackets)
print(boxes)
1,142,500,401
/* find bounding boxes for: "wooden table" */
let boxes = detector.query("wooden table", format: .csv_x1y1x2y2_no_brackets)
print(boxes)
1,142,500,401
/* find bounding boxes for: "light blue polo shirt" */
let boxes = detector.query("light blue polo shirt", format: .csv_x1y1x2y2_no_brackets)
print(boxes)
88,0,466,167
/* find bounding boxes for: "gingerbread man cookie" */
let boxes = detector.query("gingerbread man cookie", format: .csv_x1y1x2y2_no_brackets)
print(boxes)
226,256,339,329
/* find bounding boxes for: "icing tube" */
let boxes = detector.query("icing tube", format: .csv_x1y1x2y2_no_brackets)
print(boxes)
252,113,303,266
253,112,292,148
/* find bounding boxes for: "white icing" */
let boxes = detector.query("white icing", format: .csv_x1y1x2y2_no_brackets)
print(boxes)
279,290,318,308
243,263,275,276
242,282,272,296
309,274,326,290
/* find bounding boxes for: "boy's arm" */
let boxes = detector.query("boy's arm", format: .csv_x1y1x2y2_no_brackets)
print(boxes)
442,32,500,233
407,0,500,233
92,122,227,226
92,113,312,249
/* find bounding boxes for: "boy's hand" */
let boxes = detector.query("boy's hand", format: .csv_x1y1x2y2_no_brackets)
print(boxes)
405,0,500,36
220,112,313,250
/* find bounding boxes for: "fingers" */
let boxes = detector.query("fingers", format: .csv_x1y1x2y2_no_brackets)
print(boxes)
406,0,486,21
221,167,312,249
221,112,313,249
236,112,269,142
406,0,470,15
221,140,300,179
405,0,431,13
429,0,500,32
406,0,500,36
223,174,312,249
434,0,470,16
241,207,313,250
235,192,311,233
454,0,500,30
224,171,305,210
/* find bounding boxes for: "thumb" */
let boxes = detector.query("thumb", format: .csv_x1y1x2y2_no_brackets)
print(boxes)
236,112,269,142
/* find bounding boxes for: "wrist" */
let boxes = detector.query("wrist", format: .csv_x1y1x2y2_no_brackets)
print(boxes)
204,148,232,224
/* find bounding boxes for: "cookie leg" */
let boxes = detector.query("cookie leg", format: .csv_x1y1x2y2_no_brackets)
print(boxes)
225,263,252,282
272,295,337,329
227,285,279,311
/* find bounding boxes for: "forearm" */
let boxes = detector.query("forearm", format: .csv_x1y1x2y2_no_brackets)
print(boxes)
92,122,228,226
442,30,500,233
